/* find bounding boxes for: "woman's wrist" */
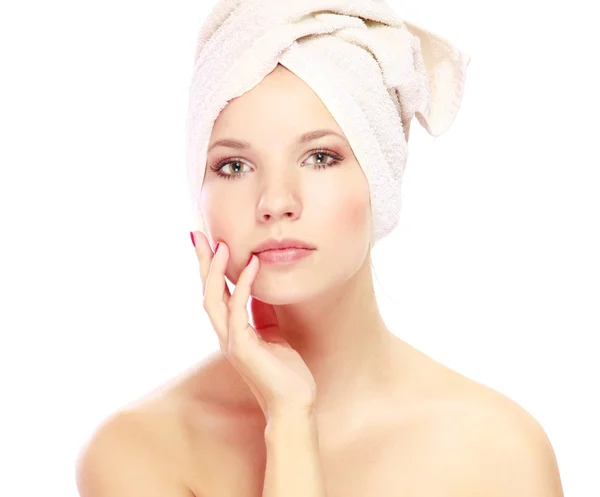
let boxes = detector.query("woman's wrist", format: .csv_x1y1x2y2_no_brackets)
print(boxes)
266,400,316,420
264,404,317,439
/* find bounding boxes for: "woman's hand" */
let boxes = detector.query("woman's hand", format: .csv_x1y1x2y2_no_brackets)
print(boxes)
191,231,317,420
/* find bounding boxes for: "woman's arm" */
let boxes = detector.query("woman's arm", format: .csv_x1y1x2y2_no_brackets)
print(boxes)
262,408,328,497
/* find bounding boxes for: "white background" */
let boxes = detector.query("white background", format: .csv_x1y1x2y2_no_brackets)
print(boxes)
1,1,598,495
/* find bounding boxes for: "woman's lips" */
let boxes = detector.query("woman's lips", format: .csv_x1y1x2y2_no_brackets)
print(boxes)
255,248,314,264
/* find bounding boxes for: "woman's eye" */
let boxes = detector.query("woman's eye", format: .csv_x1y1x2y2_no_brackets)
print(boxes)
210,150,343,180
209,160,250,180
304,151,342,169
217,160,248,177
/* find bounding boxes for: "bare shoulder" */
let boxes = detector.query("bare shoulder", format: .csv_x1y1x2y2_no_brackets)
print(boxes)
75,355,237,497
425,371,565,497
75,396,196,497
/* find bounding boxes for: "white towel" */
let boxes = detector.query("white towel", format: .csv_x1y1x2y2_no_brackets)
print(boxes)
186,0,471,246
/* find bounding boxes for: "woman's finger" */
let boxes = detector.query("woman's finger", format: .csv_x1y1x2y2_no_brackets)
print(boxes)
227,253,259,357
192,232,213,296
193,232,231,302
197,235,230,348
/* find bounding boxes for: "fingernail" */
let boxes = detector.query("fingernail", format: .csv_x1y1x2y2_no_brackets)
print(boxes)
190,232,195,248
246,254,254,267
215,242,221,254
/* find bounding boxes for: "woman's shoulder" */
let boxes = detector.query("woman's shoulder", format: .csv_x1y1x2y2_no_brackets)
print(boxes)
75,395,197,496
114,351,263,453
76,354,231,496
395,340,547,451
413,346,541,430
415,360,560,495
394,345,558,492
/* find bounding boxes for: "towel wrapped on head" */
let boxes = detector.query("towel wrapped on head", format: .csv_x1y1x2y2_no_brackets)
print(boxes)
186,0,471,247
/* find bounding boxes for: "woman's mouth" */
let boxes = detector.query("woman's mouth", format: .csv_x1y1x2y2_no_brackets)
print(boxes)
255,248,314,264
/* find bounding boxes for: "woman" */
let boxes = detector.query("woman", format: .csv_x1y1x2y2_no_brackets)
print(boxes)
75,2,564,497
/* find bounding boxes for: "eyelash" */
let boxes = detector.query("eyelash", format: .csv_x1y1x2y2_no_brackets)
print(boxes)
209,148,344,180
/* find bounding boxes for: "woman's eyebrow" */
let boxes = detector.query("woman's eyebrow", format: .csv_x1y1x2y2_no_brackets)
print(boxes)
207,129,347,153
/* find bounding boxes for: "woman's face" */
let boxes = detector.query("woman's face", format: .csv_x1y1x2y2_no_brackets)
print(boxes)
200,64,372,304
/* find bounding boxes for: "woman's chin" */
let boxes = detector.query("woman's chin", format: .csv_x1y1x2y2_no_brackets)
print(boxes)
250,287,310,306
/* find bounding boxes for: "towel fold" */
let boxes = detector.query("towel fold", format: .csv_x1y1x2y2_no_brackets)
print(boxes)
186,0,471,245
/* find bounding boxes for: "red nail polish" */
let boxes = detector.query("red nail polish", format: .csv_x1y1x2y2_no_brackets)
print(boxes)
246,254,254,266
190,232,195,247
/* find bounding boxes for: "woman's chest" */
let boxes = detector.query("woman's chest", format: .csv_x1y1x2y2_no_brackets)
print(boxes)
184,414,465,497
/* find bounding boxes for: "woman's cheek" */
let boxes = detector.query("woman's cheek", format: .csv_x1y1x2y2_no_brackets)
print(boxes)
201,186,236,230
199,190,228,247
331,191,370,236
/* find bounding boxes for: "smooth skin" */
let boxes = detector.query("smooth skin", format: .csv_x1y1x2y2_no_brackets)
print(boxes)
75,64,564,497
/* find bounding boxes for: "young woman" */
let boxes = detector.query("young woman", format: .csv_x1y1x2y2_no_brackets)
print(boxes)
76,63,563,497
76,3,564,496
